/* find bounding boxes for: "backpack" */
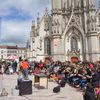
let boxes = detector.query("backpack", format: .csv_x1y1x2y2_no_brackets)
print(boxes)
53,86,60,93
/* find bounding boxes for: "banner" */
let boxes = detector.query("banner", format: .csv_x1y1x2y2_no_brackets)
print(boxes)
71,57,79,63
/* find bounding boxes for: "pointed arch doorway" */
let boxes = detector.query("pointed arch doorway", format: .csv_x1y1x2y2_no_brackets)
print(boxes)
64,27,84,62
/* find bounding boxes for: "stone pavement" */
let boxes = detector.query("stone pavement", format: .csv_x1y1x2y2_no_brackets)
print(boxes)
0,74,83,100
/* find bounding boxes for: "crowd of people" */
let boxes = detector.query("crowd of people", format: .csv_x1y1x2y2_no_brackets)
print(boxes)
0,59,30,79
0,60,18,74
33,60,100,100
0,59,100,100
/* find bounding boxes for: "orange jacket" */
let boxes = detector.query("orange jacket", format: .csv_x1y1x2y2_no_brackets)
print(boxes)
21,61,29,70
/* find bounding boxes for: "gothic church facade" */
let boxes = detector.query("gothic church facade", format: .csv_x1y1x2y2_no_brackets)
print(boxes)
28,0,100,62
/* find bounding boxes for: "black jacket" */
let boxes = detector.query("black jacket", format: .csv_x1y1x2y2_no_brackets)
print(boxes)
83,84,96,100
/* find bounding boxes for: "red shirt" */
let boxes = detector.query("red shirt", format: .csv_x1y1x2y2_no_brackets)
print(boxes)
39,63,43,68
21,61,29,70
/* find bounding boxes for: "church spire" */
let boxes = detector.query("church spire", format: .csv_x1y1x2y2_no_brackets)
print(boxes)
45,8,48,13
37,12,39,25
37,12,40,36
44,8,49,16
32,20,35,27
31,20,35,31
44,8,49,31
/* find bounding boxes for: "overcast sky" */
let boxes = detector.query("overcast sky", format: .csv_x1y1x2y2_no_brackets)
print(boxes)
0,0,99,47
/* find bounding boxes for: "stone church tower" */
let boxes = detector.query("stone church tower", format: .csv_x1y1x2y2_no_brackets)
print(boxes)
52,0,100,61
28,0,100,62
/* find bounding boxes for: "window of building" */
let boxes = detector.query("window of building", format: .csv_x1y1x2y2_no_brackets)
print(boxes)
1,55,3,59
22,51,24,53
15,51,16,53
9,50,11,53
7,50,9,53
1,50,3,54
44,37,51,55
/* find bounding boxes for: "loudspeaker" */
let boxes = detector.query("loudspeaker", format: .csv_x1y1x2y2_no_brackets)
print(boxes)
53,86,60,93
18,80,32,96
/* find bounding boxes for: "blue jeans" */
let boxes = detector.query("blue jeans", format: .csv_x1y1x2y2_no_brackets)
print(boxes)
80,79,87,88
23,69,29,79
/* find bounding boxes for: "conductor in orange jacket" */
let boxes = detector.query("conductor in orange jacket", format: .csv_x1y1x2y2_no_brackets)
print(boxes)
21,59,30,79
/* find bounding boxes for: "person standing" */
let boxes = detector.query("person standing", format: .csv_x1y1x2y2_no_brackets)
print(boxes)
12,60,17,73
21,59,30,79
83,83,96,100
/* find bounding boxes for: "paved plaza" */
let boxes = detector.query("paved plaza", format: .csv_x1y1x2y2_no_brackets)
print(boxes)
0,74,83,100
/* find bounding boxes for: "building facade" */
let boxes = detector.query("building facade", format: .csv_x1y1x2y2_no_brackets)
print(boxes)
29,0,100,62
0,45,26,60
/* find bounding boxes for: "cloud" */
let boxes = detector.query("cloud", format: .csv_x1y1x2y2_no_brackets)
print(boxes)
0,0,99,47
0,0,51,18
1,19,32,46
0,0,51,46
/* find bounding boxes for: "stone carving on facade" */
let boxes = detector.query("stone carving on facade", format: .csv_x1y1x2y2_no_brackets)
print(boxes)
32,37,35,43
77,1,81,8
30,20,40,37
52,19,56,33
87,16,91,32
52,18,60,34
91,15,96,31
31,21,35,37
63,16,69,31
62,2,66,13
76,15,80,25
36,28,40,36
31,29,36,37
62,16,66,31
52,21,54,34
68,14,81,28
52,8,59,14
39,37,42,50
87,13,97,32
44,18,49,31
57,19,60,33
